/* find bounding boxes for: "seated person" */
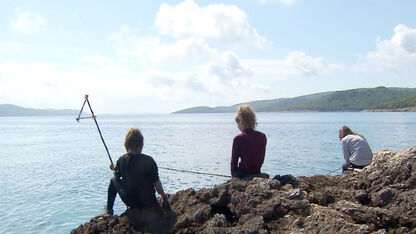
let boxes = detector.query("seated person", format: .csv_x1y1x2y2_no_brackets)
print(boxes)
339,126,373,173
231,105,267,178
97,128,171,223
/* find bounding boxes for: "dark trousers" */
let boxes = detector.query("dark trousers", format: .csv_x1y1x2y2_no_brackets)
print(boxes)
342,162,366,173
107,177,130,211
232,168,255,178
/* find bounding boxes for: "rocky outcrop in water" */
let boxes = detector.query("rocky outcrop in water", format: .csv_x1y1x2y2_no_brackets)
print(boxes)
71,147,416,233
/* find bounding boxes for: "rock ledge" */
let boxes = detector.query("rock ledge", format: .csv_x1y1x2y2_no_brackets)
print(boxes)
72,147,416,233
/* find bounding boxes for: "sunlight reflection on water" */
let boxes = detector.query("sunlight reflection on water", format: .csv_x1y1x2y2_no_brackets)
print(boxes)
0,112,415,233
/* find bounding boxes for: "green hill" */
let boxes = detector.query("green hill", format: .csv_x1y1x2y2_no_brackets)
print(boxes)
0,104,79,117
173,92,333,113
173,87,416,113
374,95,416,109
289,87,416,111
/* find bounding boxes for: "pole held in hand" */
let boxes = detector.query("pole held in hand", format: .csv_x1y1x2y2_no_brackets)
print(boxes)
326,166,342,175
76,94,114,167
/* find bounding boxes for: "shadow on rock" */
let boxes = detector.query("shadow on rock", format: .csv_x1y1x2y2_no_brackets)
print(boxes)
72,147,416,233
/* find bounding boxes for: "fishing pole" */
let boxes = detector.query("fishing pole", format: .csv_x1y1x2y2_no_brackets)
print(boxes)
75,96,229,178
159,166,231,178
326,166,342,175
76,94,114,167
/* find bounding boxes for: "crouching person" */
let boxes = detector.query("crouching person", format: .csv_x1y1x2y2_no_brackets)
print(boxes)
339,126,373,173
96,128,176,233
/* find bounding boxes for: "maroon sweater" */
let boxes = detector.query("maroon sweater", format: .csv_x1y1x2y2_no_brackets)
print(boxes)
231,128,267,175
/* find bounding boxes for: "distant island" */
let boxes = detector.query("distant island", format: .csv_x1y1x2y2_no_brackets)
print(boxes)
173,86,416,113
0,104,79,117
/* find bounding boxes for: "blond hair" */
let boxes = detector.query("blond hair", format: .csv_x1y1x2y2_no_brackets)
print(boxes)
124,128,144,151
236,105,257,130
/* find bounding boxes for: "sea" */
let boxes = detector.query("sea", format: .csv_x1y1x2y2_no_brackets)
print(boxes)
0,112,415,233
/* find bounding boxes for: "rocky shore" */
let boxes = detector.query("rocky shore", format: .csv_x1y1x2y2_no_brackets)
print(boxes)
72,147,416,233
362,107,416,112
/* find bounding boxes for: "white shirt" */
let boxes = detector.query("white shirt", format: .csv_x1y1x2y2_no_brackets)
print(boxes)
341,134,373,166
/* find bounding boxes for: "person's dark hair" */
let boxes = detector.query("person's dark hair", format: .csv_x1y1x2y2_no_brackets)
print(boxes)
339,126,365,140
124,128,144,151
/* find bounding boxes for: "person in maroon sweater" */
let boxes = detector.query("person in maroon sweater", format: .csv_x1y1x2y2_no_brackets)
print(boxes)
231,105,267,178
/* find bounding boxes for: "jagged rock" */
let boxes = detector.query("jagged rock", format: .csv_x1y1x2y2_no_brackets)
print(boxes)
333,200,397,231
206,214,229,227
296,204,371,234
372,187,396,207
72,147,416,233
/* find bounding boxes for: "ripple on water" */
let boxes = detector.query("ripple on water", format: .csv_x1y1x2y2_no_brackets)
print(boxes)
1,113,416,233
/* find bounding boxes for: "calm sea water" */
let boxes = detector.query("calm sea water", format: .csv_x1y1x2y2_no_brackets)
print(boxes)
1,112,415,233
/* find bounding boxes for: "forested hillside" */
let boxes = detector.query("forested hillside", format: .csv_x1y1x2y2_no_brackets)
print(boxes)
374,95,416,109
174,87,416,113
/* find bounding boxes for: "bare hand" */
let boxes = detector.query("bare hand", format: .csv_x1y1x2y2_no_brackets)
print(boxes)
109,164,115,171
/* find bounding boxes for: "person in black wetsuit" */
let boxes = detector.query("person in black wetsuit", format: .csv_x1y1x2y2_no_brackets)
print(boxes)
96,128,170,218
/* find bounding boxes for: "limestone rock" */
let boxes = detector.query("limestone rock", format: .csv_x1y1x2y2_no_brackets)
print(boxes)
72,147,416,233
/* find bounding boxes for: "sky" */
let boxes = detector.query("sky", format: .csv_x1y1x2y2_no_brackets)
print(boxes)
1,0,416,114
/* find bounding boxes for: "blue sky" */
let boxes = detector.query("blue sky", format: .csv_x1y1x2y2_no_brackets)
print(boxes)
1,0,415,113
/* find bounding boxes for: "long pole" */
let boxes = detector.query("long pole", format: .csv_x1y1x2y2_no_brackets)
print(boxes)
159,166,231,178
326,166,342,175
76,94,114,167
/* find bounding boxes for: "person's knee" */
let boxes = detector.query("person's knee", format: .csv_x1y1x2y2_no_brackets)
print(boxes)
110,177,117,185
108,177,120,194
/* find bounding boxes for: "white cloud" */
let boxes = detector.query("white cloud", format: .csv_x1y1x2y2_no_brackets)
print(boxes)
241,51,342,78
108,25,160,57
143,69,177,88
155,0,266,47
112,50,265,107
0,60,152,111
81,56,112,64
59,46,82,54
0,59,222,113
391,24,416,53
143,50,252,93
0,61,71,107
79,65,131,76
241,59,294,78
10,9,47,34
0,49,336,113
0,42,25,53
109,25,219,65
359,24,416,72
108,1,267,65
204,51,251,80
105,22,343,109
175,51,271,103
106,22,261,105
150,37,217,63
258,0,295,6
286,51,341,76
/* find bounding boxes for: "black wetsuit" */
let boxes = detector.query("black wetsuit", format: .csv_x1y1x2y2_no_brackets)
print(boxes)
107,153,160,211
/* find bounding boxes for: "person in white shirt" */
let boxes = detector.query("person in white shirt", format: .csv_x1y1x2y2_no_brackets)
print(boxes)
339,126,373,173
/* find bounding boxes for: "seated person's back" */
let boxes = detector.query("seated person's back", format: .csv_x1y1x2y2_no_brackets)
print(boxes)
231,105,267,178
116,152,159,209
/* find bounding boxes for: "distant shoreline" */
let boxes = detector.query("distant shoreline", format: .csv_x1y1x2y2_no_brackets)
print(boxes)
173,87,416,114
2,109,415,117
362,107,416,112
173,108,416,114
0,104,79,117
